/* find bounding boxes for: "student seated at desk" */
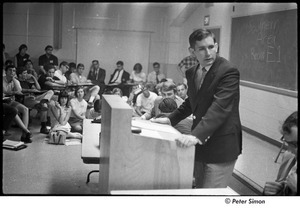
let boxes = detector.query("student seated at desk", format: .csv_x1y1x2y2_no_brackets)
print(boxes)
38,64,66,90
68,86,88,133
263,111,297,196
3,102,31,141
48,90,82,140
69,63,100,108
3,64,32,143
17,66,55,134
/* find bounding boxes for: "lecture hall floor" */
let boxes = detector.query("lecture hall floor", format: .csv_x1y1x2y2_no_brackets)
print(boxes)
2,118,282,195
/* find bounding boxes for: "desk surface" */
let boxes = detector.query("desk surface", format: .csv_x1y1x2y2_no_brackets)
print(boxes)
81,119,101,164
111,187,239,195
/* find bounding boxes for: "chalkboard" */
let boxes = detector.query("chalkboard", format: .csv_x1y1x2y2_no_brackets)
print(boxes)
230,9,297,91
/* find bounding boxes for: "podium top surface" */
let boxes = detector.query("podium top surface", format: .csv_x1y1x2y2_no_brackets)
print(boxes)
102,94,132,109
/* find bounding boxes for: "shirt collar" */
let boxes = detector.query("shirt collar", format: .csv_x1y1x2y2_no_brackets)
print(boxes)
200,64,212,72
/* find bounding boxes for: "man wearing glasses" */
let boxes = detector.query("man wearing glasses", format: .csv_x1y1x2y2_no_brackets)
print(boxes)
264,111,297,195
53,61,70,86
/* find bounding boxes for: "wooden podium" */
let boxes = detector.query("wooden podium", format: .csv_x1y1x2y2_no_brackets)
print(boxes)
99,95,195,194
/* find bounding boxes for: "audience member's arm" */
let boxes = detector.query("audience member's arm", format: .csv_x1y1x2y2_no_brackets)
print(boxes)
28,74,41,90
39,66,46,75
69,99,85,120
135,106,144,117
13,78,23,93
59,107,71,126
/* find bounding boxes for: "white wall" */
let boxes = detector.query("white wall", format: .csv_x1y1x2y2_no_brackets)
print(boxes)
173,3,298,142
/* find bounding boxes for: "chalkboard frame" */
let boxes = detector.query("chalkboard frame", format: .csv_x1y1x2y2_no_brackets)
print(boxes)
229,9,297,98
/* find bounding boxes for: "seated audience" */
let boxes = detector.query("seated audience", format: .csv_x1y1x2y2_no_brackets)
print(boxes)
17,67,54,134
38,45,58,75
86,99,102,119
65,62,77,81
141,81,183,120
111,87,128,102
68,86,87,133
134,83,158,117
263,111,297,196
14,44,30,67
69,63,100,107
176,83,188,100
24,59,38,79
3,64,31,143
48,90,82,140
3,102,31,141
129,63,146,84
108,61,130,96
38,64,65,90
87,60,106,96
127,84,142,107
53,61,70,85
147,62,165,85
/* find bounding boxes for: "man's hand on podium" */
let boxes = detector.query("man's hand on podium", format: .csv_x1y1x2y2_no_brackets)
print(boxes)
150,117,171,125
175,134,199,148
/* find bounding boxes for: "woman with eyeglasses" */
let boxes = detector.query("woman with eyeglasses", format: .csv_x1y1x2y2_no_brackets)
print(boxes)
263,111,297,195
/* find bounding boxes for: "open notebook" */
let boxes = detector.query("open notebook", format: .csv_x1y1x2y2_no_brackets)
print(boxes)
3,140,27,151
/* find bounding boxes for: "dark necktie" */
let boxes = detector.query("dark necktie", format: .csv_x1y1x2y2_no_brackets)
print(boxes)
195,67,207,90
156,73,159,84
112,70,120,83
95,69,99,80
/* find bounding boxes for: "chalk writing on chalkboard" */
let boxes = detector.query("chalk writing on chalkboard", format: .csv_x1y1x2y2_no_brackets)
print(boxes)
230,9,297,91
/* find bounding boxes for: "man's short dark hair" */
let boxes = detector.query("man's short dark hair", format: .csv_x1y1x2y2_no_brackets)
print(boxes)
18,44,27,52
281,111,298,135
5,64,16,72
25,59,33,65
16,66,27,76
189,29,216,49
69,62,76,69
116,61,124,66
153,62,160,67
5,60,14,66
92,60,99,64
158,98,177,113
45,64,55,72
161,81,177,93
77,63,84,69
59,61,69,68
45,45,53,51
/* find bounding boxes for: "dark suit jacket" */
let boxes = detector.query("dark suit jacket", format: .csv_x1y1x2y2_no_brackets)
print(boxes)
87,67,106,85
108,69,130,84
168,55,242,163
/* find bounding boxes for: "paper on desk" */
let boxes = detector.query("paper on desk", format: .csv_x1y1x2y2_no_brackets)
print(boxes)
132,120,179,134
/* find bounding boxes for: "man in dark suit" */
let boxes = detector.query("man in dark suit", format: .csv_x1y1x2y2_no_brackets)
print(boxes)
151,29,242,188
107,60,130,96
87,60,106,96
